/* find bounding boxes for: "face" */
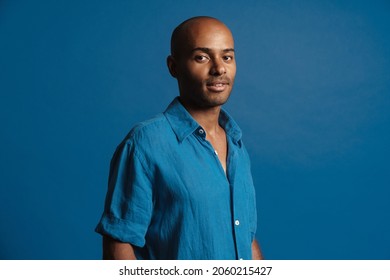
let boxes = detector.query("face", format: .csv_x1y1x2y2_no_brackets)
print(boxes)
168,19,236,110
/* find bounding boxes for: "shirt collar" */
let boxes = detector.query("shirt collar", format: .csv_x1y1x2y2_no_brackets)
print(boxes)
163,97,242,144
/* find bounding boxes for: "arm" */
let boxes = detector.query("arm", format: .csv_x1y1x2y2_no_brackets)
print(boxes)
102,235,137,260
251,239,264,260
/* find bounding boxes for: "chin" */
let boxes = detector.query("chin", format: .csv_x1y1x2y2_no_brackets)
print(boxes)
201,92,231,108
180,87,232,109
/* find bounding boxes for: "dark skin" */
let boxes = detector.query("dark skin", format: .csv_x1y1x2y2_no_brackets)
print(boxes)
103,17,263,260
167,18,235,173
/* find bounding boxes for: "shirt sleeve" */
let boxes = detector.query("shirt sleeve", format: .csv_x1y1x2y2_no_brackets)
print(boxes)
251,195,257,242
244,145,258,243
95,139,153,247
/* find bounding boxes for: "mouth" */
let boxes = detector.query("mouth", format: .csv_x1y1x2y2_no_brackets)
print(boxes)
206,81,229,92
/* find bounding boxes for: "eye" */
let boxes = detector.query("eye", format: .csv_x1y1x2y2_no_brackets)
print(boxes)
223,55,234,62
194,55,209,62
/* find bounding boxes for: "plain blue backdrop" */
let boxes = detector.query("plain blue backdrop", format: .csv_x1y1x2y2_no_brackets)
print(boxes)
1,0,389,259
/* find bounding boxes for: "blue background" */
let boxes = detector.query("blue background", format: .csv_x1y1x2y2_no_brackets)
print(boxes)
1,0,389,259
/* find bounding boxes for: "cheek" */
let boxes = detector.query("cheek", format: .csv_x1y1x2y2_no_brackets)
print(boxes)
183,65,208,83
229,64,237,77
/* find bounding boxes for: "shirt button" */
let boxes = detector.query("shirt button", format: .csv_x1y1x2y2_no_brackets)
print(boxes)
235,220,240,226
199,129,204,134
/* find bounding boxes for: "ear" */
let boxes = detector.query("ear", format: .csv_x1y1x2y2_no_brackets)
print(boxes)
167,55,178,78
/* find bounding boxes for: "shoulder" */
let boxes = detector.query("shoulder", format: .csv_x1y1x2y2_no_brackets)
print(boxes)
119,113,174,152
129,113,168,137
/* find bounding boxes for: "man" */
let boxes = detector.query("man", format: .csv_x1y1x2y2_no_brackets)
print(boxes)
95,16,263,260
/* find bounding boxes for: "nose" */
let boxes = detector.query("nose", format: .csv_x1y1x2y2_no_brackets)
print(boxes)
209,58,226,76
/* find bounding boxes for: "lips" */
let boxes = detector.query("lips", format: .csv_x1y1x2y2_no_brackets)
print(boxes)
206,80,230,92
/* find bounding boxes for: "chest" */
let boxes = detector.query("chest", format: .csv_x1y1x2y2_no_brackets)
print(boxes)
145,135,253,207
208,134,227,174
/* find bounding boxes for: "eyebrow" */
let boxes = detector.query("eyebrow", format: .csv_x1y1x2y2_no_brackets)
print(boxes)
191,47,235,53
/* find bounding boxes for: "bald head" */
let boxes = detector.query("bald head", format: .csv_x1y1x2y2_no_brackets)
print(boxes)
167,16,236,109
170,16,234,58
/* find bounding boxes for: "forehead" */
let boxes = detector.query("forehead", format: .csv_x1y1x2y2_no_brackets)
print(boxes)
181,19,234,51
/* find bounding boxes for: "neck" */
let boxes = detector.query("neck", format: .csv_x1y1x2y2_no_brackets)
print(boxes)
180,99,223,136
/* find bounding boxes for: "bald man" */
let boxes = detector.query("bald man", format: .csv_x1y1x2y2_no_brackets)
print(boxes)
95,16,263,260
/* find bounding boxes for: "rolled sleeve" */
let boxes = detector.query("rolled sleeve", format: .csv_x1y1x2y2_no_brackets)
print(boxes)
95,140,153,247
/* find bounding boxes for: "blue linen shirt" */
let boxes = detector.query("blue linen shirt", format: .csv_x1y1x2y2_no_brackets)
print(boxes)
95,97,257,260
